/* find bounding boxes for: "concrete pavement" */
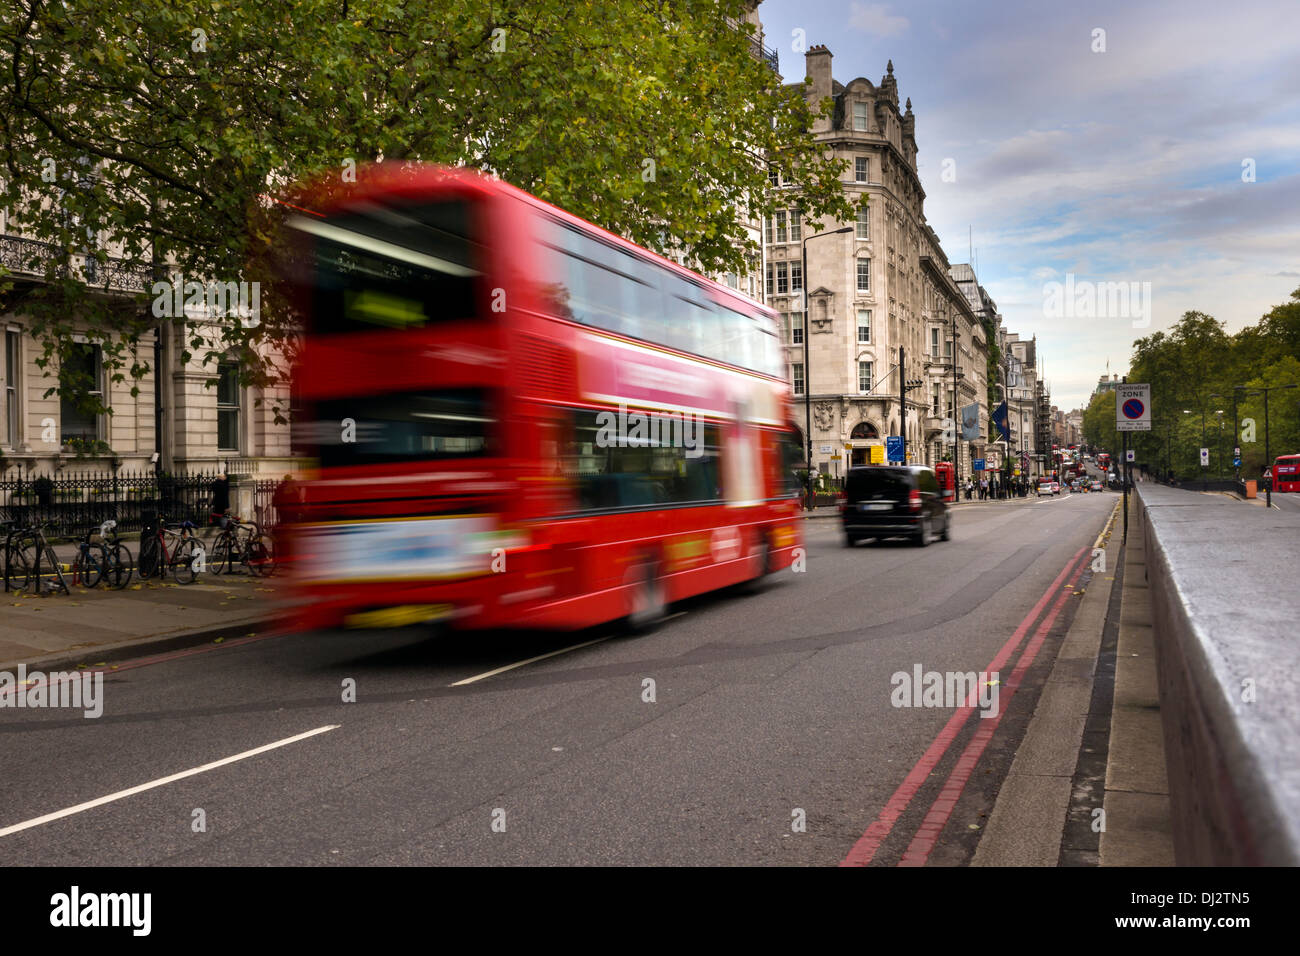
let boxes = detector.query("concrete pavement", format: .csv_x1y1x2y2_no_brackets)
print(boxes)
0,569,286,673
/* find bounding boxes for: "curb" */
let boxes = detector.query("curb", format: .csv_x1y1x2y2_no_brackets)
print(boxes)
0,616,283,675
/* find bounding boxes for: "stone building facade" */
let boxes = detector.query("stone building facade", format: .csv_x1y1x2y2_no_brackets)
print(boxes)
0,222,298,480
768,47,989,478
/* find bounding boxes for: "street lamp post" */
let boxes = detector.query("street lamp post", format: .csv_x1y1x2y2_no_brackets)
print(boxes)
1234,382,1299,508
800,224,854,509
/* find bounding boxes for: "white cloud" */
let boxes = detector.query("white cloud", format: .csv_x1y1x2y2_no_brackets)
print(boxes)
849,3,909,37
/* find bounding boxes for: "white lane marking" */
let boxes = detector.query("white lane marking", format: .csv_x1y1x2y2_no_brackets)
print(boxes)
0,724,340,838
449,612,689,687
450,638,610,686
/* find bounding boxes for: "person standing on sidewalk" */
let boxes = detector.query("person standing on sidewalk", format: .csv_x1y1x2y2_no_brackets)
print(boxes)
211,473,231,527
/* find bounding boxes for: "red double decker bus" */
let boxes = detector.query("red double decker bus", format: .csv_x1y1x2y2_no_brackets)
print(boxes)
279,164,802,632
1273,454,1300,493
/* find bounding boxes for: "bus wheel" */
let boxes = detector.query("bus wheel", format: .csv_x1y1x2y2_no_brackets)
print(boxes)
626,558,666,633
742,533,772,592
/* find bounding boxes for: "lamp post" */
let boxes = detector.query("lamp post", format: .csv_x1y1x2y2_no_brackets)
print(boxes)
1234,382,1299,508
800,224,854,509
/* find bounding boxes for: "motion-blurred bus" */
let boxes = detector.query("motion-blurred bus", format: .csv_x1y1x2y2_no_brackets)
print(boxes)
277,164,803,632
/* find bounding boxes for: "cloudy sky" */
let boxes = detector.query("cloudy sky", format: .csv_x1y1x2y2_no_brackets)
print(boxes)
760,0,1300,410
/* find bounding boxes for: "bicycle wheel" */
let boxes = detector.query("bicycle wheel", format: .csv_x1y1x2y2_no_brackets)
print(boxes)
210,531,233,574
170,537,199,585
246,533,276,577
104,542,134,590
43,544,70,594
76,543,108,588
4,544,33,593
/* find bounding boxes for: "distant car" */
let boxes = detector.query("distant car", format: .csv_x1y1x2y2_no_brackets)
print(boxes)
1091,479,1103,492
842,465,950,547
1051,481,1061,494
1037,478,1055,497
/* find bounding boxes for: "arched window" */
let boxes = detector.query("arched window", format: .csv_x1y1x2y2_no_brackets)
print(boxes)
850,421,878,440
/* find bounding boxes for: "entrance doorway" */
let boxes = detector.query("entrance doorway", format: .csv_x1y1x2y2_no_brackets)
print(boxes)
849,421,879,465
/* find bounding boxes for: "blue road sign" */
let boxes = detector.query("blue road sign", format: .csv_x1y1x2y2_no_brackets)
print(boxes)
973,458,986,471
1234,457,1242,467
886,435,904,462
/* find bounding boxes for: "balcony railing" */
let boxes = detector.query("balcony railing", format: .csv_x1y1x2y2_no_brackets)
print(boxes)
750,36,779,73
0,234,153,294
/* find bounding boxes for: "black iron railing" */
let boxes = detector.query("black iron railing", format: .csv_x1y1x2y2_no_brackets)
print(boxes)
0,469,221,538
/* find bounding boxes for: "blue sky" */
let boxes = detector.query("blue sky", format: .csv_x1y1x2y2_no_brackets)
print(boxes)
760,0,1300,410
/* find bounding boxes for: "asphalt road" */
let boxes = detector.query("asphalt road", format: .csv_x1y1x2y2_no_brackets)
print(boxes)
1,491,1116,866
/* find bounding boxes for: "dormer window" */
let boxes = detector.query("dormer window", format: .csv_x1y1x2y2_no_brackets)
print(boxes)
854,102,868,131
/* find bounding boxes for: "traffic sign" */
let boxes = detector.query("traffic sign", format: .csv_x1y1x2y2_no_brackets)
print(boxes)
1233,457,1242,468
1116,383,1152,431
972,458,986,471
1200,447,1210,467
886,435,904,462
1126,449,1135,462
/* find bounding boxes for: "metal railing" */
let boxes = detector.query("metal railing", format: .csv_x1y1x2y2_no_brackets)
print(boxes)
0,469,220,538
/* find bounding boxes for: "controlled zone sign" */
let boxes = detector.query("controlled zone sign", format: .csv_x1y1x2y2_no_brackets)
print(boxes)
1116,383,1152,431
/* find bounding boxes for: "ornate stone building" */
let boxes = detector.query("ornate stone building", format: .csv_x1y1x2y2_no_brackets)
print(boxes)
766,46,989,478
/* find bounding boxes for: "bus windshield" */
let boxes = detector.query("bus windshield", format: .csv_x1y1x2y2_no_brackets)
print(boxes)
290,200,482,335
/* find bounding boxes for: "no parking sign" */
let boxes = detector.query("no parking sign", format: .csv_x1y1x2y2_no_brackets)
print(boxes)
1116,383,1152,431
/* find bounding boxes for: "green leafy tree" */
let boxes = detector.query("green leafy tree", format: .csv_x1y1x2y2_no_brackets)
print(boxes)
0,0,854,415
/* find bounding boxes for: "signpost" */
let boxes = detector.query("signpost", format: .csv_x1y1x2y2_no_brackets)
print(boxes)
1115,381,1152,543
886,435,904,463
973,458,986,472
1200,447,1210,467
1115,383,1152,432
1126,449,1135,462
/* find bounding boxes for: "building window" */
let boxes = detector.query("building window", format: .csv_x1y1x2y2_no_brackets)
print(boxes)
932,384,942,416
789,261,802,295
217,360,241,452
2,330,18,446
792,363,804,396
930,327,940,358
788,209,801,243
854,102,868,131
856,258,870,293
768,167,779,187
858,361,872,394
773,261,788,295
59,342,102,444
855,157,868,182
789,312,804,345
774,210,788,244
856,205,870,239
857,309,871,343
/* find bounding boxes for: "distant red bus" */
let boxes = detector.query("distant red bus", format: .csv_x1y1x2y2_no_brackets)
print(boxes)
1096,452,1111,472
279,164,802,632
1273,454,1300,493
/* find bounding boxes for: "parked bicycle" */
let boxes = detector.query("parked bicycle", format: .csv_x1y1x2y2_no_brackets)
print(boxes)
138,518,201,584
209,512,276,577
72,519,134,590
3,520,70,595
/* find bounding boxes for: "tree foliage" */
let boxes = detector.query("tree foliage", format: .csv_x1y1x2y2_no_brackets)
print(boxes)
1099,289,1300,480
0,0,853,411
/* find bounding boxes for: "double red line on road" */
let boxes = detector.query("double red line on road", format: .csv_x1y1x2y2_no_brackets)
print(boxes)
840,546,1090,867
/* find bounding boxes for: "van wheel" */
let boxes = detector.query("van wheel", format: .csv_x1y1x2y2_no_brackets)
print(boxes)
914,516,931,547
844,534,861,547
626,558,666,633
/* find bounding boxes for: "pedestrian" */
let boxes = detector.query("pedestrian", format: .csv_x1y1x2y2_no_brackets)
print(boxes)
211,472,230,527
272,473,303,526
